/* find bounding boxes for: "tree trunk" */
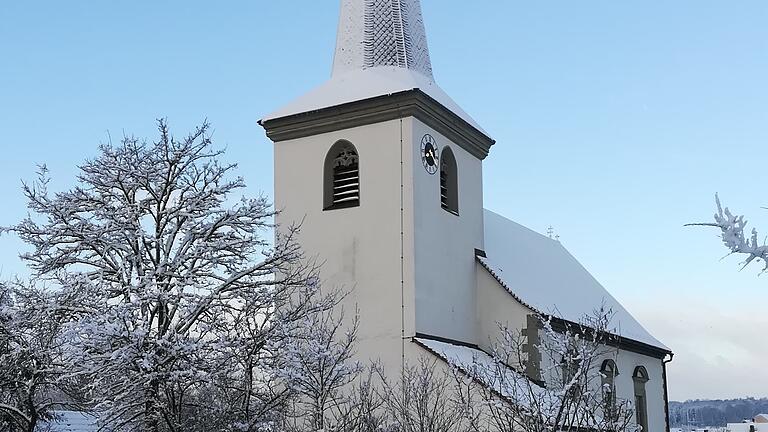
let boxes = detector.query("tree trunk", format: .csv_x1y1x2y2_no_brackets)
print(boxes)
146,379,160,432
25,391,37,432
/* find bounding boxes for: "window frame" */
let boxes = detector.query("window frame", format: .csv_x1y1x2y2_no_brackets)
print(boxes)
439,146,459,215
323,140,361,211
633,366,650,431
601,359,620,420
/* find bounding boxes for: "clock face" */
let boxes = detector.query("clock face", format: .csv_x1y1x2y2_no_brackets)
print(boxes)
421,134,439,175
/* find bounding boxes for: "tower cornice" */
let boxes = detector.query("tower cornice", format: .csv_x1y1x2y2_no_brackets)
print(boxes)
260,89,495,160
261,1,494,151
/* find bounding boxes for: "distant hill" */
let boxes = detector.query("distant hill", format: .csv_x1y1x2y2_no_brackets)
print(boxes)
670,398,768,427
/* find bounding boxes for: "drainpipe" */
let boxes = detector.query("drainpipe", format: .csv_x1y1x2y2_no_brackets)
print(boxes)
662,352,674,432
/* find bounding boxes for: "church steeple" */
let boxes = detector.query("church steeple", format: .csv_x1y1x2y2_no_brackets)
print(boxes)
332,0,433,80
261,0,493,145
263,0,496,369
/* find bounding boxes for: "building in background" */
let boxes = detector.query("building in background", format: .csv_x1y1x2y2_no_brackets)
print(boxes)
728,415,768,432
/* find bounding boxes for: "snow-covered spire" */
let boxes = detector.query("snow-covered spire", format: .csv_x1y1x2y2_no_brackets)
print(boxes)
262,0,492,141
332,0,434,80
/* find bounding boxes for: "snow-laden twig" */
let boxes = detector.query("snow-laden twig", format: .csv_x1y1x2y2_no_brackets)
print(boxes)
0,280,88,432
450,307,639,432
276,303,363,432
373,358,469,432
688,194,768,272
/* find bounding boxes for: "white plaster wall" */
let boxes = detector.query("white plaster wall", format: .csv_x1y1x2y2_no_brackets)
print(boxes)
535,334,667,432
614,349,668,432
476,227,669,430
273,118,417,375
475,264,530,356
411,120,485,345
274,114,488,375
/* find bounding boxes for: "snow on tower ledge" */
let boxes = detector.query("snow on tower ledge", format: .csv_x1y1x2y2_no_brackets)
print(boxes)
261,0,489,139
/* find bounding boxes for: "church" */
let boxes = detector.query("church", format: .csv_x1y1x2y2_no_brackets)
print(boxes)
260,1,673,431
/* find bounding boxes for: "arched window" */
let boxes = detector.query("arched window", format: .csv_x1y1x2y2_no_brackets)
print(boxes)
440,147,458,214
601,360,619,420
633,366,649,431
560,345,582,397
324,140,360,210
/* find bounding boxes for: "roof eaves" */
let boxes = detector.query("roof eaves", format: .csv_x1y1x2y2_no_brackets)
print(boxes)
260,88,494,160
475,254,672,358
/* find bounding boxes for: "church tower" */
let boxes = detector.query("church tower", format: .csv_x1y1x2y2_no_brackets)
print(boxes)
260,0,495,372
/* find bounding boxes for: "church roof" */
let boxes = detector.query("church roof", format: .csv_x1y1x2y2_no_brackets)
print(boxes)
415,337,545,403
481,209,669,352
261,0,488,137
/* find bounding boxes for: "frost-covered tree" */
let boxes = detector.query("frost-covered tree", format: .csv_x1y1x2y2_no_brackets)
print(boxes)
277,303,363,432
375,358,468,432
278,345,466,432
0,280,86,432
5,120,326,432
453,308,637,432
689,194,768,272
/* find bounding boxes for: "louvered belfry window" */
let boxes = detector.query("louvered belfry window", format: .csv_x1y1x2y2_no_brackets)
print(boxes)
440,162,449,210
440,147,458,214
324,141,360,210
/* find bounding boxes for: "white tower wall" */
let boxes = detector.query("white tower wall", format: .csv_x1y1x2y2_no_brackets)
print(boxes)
273,115,488,369
273,118,418,373
410,119,484,344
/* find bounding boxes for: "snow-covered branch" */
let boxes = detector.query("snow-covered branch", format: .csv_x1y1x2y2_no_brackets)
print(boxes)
376,358,469,432
0,280,87,432
452,307,638,432
688,194,768,272
276,302,363,432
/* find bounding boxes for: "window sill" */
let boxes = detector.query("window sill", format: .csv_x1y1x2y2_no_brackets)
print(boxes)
323,201,360,211
441,207,459,217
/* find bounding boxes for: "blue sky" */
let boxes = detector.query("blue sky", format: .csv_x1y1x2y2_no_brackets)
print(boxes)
1,1,766,401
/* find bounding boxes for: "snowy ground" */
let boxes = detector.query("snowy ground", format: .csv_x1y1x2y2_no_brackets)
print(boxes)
38,411,98,432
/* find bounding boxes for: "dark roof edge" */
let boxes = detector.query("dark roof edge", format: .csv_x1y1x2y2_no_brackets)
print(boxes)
414,332,480,350
259,89,496,160
476,256,672,360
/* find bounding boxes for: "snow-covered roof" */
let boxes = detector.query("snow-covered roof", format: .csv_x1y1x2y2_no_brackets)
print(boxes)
261,0,488,137
40,411,98,432
416,338,493,373
481,209,669,352
415,337,544,403
262,67,487,136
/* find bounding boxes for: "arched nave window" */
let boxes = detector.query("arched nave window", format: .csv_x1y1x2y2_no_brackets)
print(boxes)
633,366,650,432
440,146,458,214
601,359,619,420
324,140,360,210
